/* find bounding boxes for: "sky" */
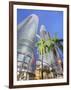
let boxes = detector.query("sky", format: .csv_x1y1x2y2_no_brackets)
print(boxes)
17,9,63,39
17,9,63,65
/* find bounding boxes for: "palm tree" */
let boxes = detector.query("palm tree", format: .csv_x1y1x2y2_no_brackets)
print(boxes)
45,33,63,77
36,39,47,79
45,33,63,55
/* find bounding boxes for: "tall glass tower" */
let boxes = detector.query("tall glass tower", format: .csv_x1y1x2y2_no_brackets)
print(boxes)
17,14,39,80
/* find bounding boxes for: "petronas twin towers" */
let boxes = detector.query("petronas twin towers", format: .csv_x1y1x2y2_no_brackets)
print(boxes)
17,14,63,80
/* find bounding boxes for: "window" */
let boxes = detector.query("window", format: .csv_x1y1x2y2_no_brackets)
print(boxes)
24,55,32,63
17,53,25,61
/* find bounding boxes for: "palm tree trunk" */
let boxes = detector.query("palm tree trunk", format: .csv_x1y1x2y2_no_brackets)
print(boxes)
42,53,43,79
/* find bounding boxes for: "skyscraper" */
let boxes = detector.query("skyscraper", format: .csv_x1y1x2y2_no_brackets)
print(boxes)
17,14,39,80
39,25,55,66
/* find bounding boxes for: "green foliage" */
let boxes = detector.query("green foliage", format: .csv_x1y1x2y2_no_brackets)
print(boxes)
36,32,63,56
36,39,46,55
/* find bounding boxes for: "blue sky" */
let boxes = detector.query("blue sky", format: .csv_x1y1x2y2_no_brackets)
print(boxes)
17,9,63,64
17,9,63,39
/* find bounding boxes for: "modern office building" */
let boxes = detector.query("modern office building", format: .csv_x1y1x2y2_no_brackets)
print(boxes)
17,14,39,80
39,25,56,65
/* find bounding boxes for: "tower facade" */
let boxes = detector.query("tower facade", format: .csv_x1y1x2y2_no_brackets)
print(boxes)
17,14,39,80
